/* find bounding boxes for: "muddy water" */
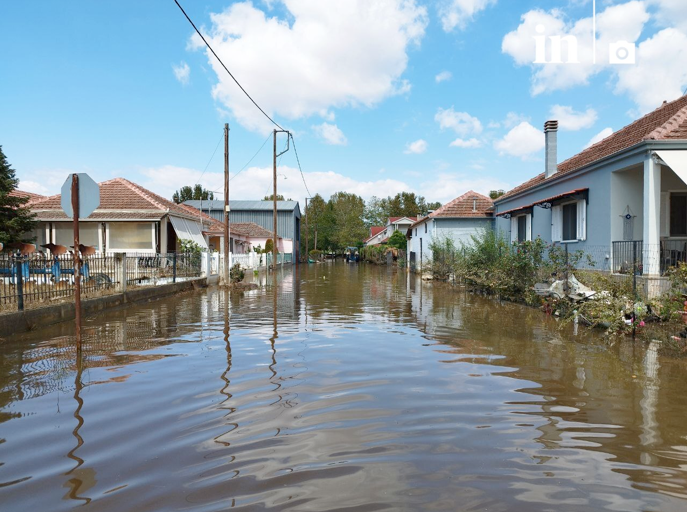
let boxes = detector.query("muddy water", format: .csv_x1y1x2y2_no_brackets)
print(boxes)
1,263,687,511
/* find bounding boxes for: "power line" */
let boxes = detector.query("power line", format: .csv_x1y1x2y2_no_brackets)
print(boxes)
230,132,272,182
290,133,311,197
195,131,224,185
173,0,284,131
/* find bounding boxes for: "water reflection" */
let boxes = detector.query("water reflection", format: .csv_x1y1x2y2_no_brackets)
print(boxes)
1,263,687,511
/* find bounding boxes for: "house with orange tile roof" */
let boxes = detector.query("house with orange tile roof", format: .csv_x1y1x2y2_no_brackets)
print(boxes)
27,178,212,254
493,95,687,285
406,191,494,270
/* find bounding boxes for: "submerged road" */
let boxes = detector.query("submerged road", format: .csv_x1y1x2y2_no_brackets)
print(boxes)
1,262,687,511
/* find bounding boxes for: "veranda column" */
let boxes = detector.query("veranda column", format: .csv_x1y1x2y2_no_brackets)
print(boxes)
643,154,661,285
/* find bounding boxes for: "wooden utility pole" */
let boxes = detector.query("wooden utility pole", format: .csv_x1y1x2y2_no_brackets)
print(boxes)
71,174,82,347
305,197,309,263
223,123,229,284
272,129,278,270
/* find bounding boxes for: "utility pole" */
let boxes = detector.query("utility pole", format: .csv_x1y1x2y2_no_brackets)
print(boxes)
223,123,230,285
305,197,309,263
71,174,82,347
272,129,290,270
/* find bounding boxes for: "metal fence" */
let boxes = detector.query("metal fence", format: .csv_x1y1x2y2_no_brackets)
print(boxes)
0,251,203,312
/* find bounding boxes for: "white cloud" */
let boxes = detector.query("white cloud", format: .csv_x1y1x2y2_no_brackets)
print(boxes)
586,127,613,148
417,173,510,203
435,70,452,83
550,105,598,131
649,0,687,32
614,28,687,113
138,164,410,208
404,139,428,154
489,112,530,129
312,122,348,145
439,0,497,32
172,61,190,86
493,122,544,159
18,169,78,197
193,0,428,132
435,107,483,137
502,2,649,95
450,138,482,148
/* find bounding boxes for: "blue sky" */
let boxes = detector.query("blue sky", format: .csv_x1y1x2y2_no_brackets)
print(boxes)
2,0,686,206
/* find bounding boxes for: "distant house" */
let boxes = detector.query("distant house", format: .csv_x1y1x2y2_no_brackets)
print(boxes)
185,200,301,262
28,178,209,254
364,217,418,246
407,191,494,270
493,95,687,293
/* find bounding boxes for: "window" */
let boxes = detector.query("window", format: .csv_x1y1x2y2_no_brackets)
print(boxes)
415,228,417,236
552,200,586,242
54,222,99,248
109,222,154,250
424,223,427,233
510,214,531,243
670,193,687,236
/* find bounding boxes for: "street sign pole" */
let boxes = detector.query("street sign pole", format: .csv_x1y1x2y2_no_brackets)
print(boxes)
71,174,82,348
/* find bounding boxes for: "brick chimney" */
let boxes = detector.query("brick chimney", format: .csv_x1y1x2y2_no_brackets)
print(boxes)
544,120,558,179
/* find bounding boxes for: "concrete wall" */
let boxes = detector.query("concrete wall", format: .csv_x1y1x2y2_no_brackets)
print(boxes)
0,278,209,337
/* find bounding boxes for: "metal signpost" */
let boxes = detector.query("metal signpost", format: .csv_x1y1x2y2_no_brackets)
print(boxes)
61,173,100,346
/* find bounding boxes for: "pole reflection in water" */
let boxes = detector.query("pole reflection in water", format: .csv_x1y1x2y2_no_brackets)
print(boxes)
215,288,237,448
63,341,95,504
640,340,661,465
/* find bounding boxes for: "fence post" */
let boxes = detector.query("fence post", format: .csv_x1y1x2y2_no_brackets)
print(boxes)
115,253,127,293
15,257,24,312
173,252,177,283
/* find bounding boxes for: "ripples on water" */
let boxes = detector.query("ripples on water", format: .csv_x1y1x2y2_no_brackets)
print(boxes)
1,262,687,511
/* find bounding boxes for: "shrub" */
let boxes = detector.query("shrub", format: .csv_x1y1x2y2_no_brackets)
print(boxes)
230,263,245,284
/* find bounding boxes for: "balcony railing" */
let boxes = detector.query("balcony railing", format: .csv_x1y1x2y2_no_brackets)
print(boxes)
612,240,687,275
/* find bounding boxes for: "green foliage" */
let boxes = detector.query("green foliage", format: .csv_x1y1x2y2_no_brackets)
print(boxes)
172,184,214,204
489,190,505,200
0,146,37,245
229,263,245,284
360,245,386,265
329,192,368,250
364,193,441,227
263,194,293,201
387,230,407,250
179,239,202,254
265,238,274,254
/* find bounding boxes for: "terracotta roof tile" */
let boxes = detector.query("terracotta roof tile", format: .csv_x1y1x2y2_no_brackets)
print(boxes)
499,95,687,201
29,177,199,221
410,191,493,229
230,222,280,239
10,190,45,203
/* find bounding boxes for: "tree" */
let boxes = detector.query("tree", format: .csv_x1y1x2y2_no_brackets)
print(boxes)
387,230,407,250
303,194,328,253
0,146,37,245
263,194,293,201
489,190,505,200
363,192,441,227
172,184,214,204
329,192,368,250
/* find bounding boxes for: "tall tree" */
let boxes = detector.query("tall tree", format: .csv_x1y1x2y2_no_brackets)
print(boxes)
304,194,328,252
364,192,442,227
489,190,505,200
0,146,37,245
172,184,214,204
329,192,367,250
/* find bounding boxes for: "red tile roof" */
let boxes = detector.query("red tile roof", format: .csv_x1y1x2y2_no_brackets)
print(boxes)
10,190,45,203
389,216,418,223
29,177,200,221
230,222,280,239
370,226,384,237
499,95,687,201
496,189,588,217
410,190,493,228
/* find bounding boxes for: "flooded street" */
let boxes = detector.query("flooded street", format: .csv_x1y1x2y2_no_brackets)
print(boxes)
2,262,687,511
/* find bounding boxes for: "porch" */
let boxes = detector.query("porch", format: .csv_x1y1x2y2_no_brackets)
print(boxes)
611,150,687,289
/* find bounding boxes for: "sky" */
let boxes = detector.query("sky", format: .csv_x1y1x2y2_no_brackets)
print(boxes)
2,0,687,208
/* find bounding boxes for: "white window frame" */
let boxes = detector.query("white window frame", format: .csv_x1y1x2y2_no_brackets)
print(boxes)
510,213,532,243
552,199,586,243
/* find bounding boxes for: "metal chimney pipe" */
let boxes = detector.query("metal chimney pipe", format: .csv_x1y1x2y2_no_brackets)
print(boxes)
544,120,558,179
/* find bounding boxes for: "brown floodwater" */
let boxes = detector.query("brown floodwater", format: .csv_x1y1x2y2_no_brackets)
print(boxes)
1,262,687,511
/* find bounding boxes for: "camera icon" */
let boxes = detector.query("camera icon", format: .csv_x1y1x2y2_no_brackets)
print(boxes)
609,41,636,64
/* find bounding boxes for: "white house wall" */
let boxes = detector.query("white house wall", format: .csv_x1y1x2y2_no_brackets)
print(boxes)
610,166,643,242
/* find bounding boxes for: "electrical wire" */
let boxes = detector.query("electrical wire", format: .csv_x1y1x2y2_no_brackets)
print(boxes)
230,132,272,182
195,131,224,184
290,133,311,198
174,0,284,131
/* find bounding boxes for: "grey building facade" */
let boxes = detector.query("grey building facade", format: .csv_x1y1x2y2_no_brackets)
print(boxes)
185,200,301,262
